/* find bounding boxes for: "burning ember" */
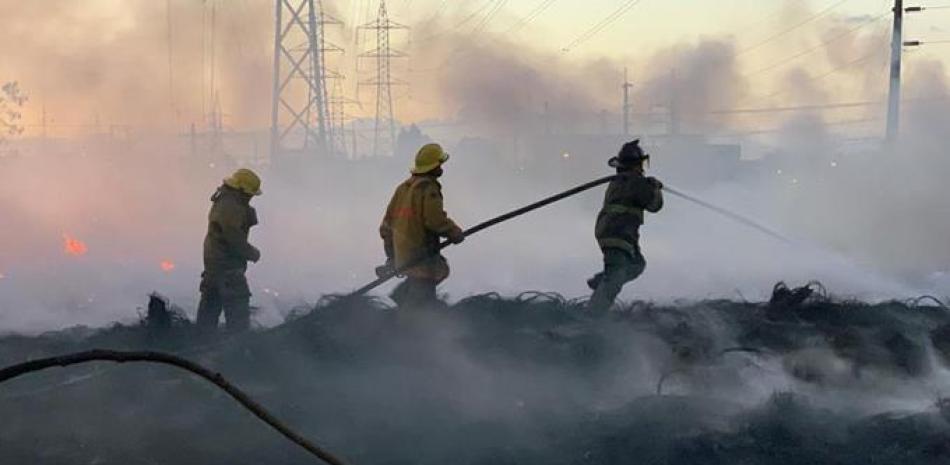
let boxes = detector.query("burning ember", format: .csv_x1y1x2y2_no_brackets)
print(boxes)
63,234,88,256
160,260,176,272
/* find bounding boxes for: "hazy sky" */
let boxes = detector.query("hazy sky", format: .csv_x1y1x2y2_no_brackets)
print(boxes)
372,0,945,61
2,0,948,131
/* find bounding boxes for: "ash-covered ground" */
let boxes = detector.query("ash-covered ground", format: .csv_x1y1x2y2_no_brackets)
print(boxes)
3,287,950,465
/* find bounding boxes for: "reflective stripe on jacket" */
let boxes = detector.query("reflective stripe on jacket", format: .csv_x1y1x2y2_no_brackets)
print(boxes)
380,175,460,280
594,172,663,256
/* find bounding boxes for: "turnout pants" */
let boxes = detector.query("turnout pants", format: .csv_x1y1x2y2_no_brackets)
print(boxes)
197,269,251,332
587,247,646,316
389,254,448,310
390,277,440,310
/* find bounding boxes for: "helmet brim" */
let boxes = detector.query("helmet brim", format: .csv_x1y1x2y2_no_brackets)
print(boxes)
608,155,648,168
411,152,450,174
223,177,263,196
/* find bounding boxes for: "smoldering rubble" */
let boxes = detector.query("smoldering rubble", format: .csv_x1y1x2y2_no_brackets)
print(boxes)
2,287,950,464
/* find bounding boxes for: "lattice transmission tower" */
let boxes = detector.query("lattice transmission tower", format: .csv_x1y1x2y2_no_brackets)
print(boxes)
359,0,408,158
269,0,342,158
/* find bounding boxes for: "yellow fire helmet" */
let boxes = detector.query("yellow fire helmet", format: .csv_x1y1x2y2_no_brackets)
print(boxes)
411,143,450,175
224,168,263,196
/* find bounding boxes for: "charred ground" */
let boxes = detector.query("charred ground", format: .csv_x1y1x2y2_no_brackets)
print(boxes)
2,287,950,464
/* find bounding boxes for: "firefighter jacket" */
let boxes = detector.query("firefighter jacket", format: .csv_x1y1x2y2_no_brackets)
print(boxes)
380,175,461,281
203,184,260,272
594,172,663,257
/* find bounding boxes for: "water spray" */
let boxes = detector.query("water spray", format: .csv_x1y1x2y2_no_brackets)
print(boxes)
661,185,792,244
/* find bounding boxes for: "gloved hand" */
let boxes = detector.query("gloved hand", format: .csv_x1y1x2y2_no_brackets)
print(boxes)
375,260,396,278
646,176,663,190
447,227,466,244
247,245,261,263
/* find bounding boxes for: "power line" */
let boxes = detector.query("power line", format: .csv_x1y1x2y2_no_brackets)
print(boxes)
561,0,642,53
454,0,496,29
739,0,809,32
470,0,508,35
737,0,851,56
714,117,882,137
740,34,889,105
707,94,950,117
708,101,880,116
505,0,558,35
745,11,889,77
413,0,493,43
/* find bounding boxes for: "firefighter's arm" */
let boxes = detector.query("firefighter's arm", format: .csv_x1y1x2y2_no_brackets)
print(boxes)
422,183,464,243
218,205,260,262
644,177,664,213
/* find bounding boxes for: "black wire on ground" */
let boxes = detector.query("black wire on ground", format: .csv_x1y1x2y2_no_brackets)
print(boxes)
350,174,620,297
0,350,350,465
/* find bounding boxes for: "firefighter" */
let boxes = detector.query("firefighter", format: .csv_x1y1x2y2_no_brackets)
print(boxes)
379,143,465,309
197,168,262,332
587,140,663,316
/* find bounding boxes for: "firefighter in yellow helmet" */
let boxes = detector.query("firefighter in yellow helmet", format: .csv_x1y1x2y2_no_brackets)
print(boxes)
197,168,262,332
379,143,465,309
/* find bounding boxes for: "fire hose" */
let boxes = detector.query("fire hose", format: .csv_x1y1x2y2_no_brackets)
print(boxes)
0,350,349,465
351,175,791,297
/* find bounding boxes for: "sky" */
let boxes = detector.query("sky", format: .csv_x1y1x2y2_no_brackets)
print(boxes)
2,0,948,134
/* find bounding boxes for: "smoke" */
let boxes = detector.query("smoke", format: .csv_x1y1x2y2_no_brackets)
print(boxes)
1,1,950,333
0,0,274,132
636,39,748,132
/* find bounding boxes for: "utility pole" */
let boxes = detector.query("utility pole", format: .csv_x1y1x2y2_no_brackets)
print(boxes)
269,0,341,158
622,67,632,136
360,0,408,158
885,0,904,146
329,76,361,158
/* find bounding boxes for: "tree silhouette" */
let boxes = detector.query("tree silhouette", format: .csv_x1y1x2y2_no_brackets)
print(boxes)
0,81,27,147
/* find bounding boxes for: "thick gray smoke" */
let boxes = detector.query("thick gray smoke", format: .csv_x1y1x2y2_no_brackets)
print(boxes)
0,1,948,333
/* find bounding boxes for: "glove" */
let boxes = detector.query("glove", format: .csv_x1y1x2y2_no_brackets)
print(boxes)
375,260,396,278
247,245,261,263
646,176,663,190
447,227,465,245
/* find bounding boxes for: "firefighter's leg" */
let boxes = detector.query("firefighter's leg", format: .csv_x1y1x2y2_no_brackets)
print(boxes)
588,248,645,316
221,270,252,332
223,297,251,332
402,277,439,310
390,278,411,306
196,272,223,331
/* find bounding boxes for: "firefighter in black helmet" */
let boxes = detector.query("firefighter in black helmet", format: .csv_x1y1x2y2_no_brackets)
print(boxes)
587,140,663,316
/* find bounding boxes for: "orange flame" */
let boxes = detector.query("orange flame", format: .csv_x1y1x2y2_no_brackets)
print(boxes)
63,234,88,256
160,260,176,272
